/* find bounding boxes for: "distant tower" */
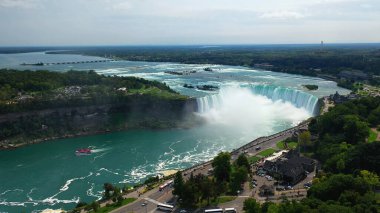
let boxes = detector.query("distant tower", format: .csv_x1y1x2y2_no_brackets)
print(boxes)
320,41,324,51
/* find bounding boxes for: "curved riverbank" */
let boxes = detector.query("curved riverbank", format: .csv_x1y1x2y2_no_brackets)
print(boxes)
74,119,311,213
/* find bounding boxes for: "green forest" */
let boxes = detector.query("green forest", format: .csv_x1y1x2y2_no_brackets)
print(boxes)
247,97,380,212
0,69,185,114
0,70,195,147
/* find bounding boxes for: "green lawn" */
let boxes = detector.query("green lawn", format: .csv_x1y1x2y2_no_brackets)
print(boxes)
248,156,262,164
368,129,378,143
276,141,298,150
217,196,237,204
94,198,137,213
257,148,276,157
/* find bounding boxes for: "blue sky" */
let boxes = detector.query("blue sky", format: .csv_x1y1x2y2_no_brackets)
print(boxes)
0,0,379,46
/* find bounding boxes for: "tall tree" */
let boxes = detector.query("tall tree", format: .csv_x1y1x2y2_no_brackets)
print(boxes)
173,171,185,199
243,198,261,213
200,176,214,205
229,167,248,194
103,183,114,199
298,130,311,152
212,152,232,182
90,201,100,212
235,154,251,172
343,115,369,144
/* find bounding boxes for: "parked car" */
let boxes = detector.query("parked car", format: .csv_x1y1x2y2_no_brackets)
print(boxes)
304,182,312,188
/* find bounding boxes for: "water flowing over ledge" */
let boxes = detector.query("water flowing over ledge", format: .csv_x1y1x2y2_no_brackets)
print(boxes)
197,85,319,115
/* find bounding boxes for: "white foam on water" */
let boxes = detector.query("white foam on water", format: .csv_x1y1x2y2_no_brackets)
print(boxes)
59,172,93,192
86,183,102,200
164,140,182,156
27,188,37,201
98,168,120,176
15,172,94,206
91,147,111,153
95,68,130,75
118,72,166,79
0,200,37,207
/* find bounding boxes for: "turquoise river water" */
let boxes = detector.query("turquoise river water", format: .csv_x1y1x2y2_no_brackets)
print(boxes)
0,52,350,212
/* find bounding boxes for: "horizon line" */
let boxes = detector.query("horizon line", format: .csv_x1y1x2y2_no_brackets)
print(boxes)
1,42,380,48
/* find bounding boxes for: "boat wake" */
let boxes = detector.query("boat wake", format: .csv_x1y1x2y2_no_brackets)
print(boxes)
90,147,111,153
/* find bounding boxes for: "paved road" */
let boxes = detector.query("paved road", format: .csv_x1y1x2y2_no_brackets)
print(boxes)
111,186,175,213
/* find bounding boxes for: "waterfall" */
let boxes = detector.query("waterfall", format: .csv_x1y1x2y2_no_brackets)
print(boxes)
197,85,319,115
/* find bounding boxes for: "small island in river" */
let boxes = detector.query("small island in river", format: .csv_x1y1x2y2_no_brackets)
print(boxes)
197,85,219,91
303,84,319,90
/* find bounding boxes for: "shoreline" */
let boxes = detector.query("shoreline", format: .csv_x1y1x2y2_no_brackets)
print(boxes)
0,129,115,150
75,118,312,213
0,123,198,151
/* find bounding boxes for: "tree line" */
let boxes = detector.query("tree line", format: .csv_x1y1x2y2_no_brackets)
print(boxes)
0,69,179,114
172,152,251,207
49,45,380,86
242,96,380,212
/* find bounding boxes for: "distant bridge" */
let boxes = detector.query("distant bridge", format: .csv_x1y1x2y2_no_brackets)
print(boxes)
20,59,115,66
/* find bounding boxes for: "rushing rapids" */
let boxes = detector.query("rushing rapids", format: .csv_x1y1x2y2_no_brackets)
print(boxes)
197,85,319,115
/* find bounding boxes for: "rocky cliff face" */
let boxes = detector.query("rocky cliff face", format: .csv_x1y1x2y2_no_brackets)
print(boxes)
0,95,199,148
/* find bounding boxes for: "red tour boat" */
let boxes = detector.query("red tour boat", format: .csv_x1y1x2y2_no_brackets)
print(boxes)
75,148,92,156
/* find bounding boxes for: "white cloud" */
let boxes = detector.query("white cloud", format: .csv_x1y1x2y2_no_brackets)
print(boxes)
111,1,132,11
259,10,305,20
0,0,40,8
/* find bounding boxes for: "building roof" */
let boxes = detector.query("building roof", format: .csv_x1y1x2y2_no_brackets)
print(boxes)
263,149,314,181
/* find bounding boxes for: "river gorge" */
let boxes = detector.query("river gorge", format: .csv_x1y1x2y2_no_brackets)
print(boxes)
0,52,350,212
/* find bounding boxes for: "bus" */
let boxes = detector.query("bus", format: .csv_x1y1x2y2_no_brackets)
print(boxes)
204,209,223,213
224,208,237,213
157,203,174,212
159,180,174,191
